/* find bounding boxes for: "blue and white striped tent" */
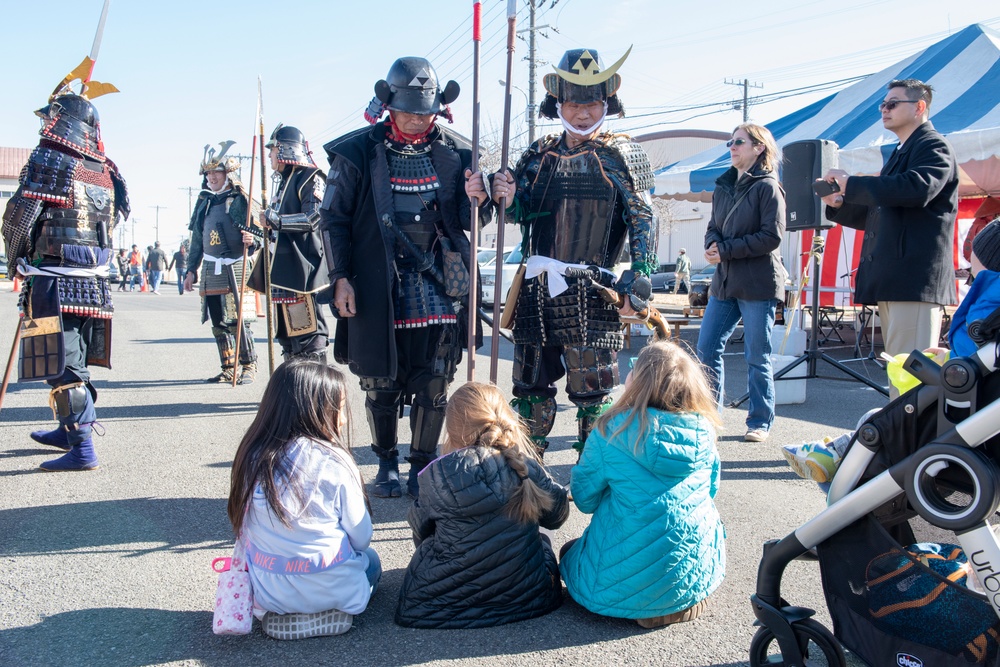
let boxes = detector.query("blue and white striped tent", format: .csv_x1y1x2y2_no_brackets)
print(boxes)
655,23,1000,202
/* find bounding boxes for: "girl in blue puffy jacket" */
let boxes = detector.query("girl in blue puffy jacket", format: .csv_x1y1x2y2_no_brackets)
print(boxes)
560,340,727,629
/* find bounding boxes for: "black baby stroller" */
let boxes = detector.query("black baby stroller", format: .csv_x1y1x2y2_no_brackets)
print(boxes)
750,342,1000,666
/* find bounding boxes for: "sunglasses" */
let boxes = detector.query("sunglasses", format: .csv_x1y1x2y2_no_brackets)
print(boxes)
726,138,751,147
878,100,919,112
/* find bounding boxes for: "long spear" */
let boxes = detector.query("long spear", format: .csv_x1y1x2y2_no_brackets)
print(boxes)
257,77,275,375
232,120,258,387
489,0,518,383
466,0,484,382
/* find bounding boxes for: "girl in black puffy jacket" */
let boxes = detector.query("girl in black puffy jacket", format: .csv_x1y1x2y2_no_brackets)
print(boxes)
395,382,569,629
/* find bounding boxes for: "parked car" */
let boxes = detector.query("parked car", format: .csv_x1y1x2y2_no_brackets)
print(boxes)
0,255,7,280
477,247,497,267
651,271,686,293
690,265,717,286
108,255,120,283
481,245,522,307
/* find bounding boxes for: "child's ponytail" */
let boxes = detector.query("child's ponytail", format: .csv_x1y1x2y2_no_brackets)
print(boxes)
444,382,556,524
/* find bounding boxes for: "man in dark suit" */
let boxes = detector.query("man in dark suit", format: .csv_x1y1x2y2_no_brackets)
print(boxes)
821,78,958,394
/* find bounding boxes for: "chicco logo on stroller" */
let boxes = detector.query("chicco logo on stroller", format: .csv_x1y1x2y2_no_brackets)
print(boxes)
897,653,923,667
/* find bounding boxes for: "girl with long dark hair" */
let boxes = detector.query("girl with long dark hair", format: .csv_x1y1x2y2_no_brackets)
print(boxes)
228,360,379,640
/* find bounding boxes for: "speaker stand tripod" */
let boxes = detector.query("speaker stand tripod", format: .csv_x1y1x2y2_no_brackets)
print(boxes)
729,238,889,408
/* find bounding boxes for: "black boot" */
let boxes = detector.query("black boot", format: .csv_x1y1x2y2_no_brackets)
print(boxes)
408,390,447,499
405,451,436,499
372,448,401,498
364,379,403,498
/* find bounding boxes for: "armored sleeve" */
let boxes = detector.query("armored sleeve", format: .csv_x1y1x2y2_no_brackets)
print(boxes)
186,198,207,281
2,188,44,261
276,169,326,233
319,155,361,283
602,152,657,276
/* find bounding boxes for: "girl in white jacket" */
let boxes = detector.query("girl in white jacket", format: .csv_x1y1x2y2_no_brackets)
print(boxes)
228,360,380,640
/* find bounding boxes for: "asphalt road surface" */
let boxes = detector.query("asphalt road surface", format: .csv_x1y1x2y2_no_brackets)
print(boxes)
0,284,889,666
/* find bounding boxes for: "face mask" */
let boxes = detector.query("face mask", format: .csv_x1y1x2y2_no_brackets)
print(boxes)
556,101,608,137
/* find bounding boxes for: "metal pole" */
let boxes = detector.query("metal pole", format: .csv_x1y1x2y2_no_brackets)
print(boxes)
466,0,483,382
489,0,518,383
527,0,537,144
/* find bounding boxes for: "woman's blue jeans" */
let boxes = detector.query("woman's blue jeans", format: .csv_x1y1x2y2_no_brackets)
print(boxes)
696,296,777,431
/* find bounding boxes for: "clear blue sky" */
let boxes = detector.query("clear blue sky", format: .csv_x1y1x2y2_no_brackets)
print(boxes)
1,0,995,251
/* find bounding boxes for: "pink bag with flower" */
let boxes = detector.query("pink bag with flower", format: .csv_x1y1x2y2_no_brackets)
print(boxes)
212,536,253,635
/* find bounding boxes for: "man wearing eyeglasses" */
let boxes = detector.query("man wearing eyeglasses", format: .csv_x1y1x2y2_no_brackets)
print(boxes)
819,78,958,395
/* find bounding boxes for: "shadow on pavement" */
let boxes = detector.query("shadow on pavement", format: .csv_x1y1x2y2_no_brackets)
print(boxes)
0,497,230,557
0,402,260,424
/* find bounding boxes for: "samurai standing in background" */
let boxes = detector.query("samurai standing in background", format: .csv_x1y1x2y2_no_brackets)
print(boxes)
248,124,330,363
2,89,129,471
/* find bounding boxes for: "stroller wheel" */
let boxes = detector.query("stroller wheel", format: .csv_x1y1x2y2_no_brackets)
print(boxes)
749,618,845,667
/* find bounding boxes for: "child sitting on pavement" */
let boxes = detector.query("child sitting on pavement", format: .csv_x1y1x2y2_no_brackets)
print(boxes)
395,381,569,629
559,340,726,629
227,360,380,640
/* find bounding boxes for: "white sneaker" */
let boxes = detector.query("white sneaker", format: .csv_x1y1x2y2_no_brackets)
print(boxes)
260,609,353,640
745,428,769,443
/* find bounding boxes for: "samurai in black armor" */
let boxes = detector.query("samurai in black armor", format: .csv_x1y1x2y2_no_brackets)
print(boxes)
468,47,657,455
247,124,330,362
184,142,263,385
2,92,129,471
320,57,491,499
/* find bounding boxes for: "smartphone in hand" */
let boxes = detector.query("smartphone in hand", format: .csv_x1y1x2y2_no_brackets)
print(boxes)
812,180,841,197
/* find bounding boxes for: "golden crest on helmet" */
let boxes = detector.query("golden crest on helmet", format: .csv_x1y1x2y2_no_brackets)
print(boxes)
200,141,239,175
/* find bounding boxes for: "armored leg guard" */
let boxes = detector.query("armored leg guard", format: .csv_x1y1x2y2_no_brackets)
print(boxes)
363,378,403,498
236,323,257,385
39,383,98,472
209,330,237,383
407,380,448,499
237,322,257,365
571,395,614,457
511,394,558,457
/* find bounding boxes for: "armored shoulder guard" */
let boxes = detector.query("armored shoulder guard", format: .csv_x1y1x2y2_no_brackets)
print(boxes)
2,194,43,260
21,146,80,207
513,133,562,174
229,184,264,238
603,134,655,193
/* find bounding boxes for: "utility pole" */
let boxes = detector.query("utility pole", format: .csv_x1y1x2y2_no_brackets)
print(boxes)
178,186,196,221
131,217,137,247
725,78,763,122
150,205,167,243
518,0,558,145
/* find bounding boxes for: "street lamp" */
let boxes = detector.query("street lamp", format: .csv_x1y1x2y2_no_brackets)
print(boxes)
499,80,535,144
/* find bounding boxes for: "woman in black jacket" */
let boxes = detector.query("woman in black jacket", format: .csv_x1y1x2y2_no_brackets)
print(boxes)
696,123,786,443
395,382,569,629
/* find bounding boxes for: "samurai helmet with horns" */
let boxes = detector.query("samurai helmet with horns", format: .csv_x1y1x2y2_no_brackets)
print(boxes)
364,57,460,124
199,140,239,175
539,46,631,120
35,54,122,161
265,124,316,168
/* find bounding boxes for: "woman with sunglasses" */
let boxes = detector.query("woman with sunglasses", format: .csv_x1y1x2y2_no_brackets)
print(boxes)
696,124,787,443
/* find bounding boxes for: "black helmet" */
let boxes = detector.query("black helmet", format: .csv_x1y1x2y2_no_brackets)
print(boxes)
538,47,631,121
35,93,104,160
374,57,460,116
265,124,315,168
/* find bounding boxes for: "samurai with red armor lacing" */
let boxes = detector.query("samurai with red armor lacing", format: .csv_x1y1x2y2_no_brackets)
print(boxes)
2,92,129,471
320,56,491,499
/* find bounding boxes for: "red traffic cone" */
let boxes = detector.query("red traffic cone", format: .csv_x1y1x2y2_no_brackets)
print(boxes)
11,274,20,292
